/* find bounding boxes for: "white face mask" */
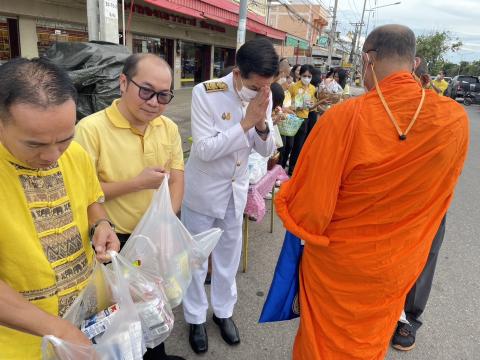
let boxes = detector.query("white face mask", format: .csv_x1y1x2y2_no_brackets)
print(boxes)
238,76,258,103
301,76,312,85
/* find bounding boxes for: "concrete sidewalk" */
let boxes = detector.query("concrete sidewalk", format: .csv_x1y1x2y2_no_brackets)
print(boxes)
163,87,193,153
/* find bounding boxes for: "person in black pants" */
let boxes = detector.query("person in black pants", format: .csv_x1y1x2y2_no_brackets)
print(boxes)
392,216,447,351
76,53,186,360
287,65,326,176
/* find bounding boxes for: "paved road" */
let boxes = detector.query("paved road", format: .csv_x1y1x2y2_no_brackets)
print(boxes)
163,92,480,359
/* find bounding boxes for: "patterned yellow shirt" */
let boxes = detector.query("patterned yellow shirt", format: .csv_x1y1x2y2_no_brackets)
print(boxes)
0,141,103,359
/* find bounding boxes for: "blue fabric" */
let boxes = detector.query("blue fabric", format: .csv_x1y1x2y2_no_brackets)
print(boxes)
259,231,303,323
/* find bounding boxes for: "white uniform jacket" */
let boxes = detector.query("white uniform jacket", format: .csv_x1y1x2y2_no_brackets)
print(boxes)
183,72,276,219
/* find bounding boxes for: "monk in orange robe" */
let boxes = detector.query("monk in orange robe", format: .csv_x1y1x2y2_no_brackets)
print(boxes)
275,24,469,360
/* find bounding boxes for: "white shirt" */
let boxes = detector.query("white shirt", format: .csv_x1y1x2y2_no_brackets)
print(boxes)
183,73,276,219
321,79,344,94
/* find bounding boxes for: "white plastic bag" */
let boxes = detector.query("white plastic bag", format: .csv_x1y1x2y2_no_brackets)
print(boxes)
248,151,268,184
42,252,153,359
120,178,222,308
112,253,174,348
273,125,283,148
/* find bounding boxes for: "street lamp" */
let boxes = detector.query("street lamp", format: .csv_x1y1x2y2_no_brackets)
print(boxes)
365,2,402,39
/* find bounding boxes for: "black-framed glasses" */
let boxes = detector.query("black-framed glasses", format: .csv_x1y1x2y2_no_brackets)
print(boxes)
128,78,174,104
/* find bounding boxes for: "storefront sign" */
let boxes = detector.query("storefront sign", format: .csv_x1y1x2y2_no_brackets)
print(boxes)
285,36,309,50
123,2,225,33
103,0,118,20
317,35,328,47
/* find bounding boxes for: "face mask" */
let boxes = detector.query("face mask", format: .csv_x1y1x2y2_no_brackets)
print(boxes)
238,75,258,103
301,76,311,85
278,77,287,85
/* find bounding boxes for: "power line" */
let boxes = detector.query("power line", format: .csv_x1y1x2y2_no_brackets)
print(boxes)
271,0,353,57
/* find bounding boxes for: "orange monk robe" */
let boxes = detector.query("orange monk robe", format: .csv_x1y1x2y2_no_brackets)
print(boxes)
275,72,469,360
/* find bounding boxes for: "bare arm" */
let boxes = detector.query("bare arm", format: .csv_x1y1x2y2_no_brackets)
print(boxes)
100,179,139,201
169,169,184,215
100,166,167,201
0,279,90,345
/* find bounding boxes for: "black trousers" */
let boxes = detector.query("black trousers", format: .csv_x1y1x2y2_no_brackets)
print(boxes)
280,135,294,169
116,233,170,360
306,111,319,140
287,117,309,176
404,216,447,330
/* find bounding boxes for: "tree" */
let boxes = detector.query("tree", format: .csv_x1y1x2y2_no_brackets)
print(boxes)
442,62,459,77
462,60,480,76
416,31,462,74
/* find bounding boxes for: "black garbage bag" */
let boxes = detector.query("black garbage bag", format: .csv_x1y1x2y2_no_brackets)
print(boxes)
44,42,130,121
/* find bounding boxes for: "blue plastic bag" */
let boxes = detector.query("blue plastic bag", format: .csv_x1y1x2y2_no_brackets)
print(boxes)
259,231,303,323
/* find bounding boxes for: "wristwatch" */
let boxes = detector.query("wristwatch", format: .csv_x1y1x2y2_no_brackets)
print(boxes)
255,122,270,136
89,218,115,240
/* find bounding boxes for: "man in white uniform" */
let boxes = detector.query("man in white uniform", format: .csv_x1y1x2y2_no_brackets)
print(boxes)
182,38,278,354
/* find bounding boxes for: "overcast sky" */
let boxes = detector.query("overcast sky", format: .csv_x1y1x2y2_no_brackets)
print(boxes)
328,0,480,63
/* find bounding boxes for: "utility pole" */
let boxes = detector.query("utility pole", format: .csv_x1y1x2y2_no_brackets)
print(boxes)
354,0,368,63
86,0,119,44
87,0,99,41
348,23,361,64
237,0,248,49
326,0,338,68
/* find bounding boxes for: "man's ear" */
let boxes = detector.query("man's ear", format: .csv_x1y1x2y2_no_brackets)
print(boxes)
119,73,128,95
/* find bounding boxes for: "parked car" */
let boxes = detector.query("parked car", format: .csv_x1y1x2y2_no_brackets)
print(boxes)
446,75,480,99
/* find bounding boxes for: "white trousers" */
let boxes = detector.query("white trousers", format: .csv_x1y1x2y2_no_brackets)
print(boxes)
181,196,243,324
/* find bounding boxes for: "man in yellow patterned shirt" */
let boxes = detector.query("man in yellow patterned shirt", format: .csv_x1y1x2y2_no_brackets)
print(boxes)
0,58,120,359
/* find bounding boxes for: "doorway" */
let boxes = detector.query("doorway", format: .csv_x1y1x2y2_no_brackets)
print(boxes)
181,41,211,87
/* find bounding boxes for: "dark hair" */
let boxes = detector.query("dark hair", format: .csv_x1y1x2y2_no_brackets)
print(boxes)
337,69,348,88
326,69,335,78
414,56,428,77
236,38,279,78
311,67,322,87
364,24,416,62
0,57,77,122
122,53,172,79
290,64,301,81
221,65,235,77
299,64,314,76
270,82,285,109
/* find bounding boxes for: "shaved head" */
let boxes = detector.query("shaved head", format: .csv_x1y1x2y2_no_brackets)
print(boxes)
363,24,416,63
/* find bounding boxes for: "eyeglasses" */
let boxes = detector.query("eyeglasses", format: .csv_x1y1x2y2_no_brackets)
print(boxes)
128,78,174,104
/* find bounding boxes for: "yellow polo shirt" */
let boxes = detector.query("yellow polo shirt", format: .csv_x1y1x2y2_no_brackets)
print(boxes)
75,99,184,234
432,79,449,95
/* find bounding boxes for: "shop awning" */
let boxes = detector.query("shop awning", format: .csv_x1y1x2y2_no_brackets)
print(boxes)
144,0,286,40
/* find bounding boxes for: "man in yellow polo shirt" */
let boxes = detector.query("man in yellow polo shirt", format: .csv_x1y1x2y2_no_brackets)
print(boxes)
0,58,120,359
75,53,185,360
432,71,449,95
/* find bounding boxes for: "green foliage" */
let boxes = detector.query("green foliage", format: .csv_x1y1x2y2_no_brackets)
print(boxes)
416,31,462,73
441,61,480,77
